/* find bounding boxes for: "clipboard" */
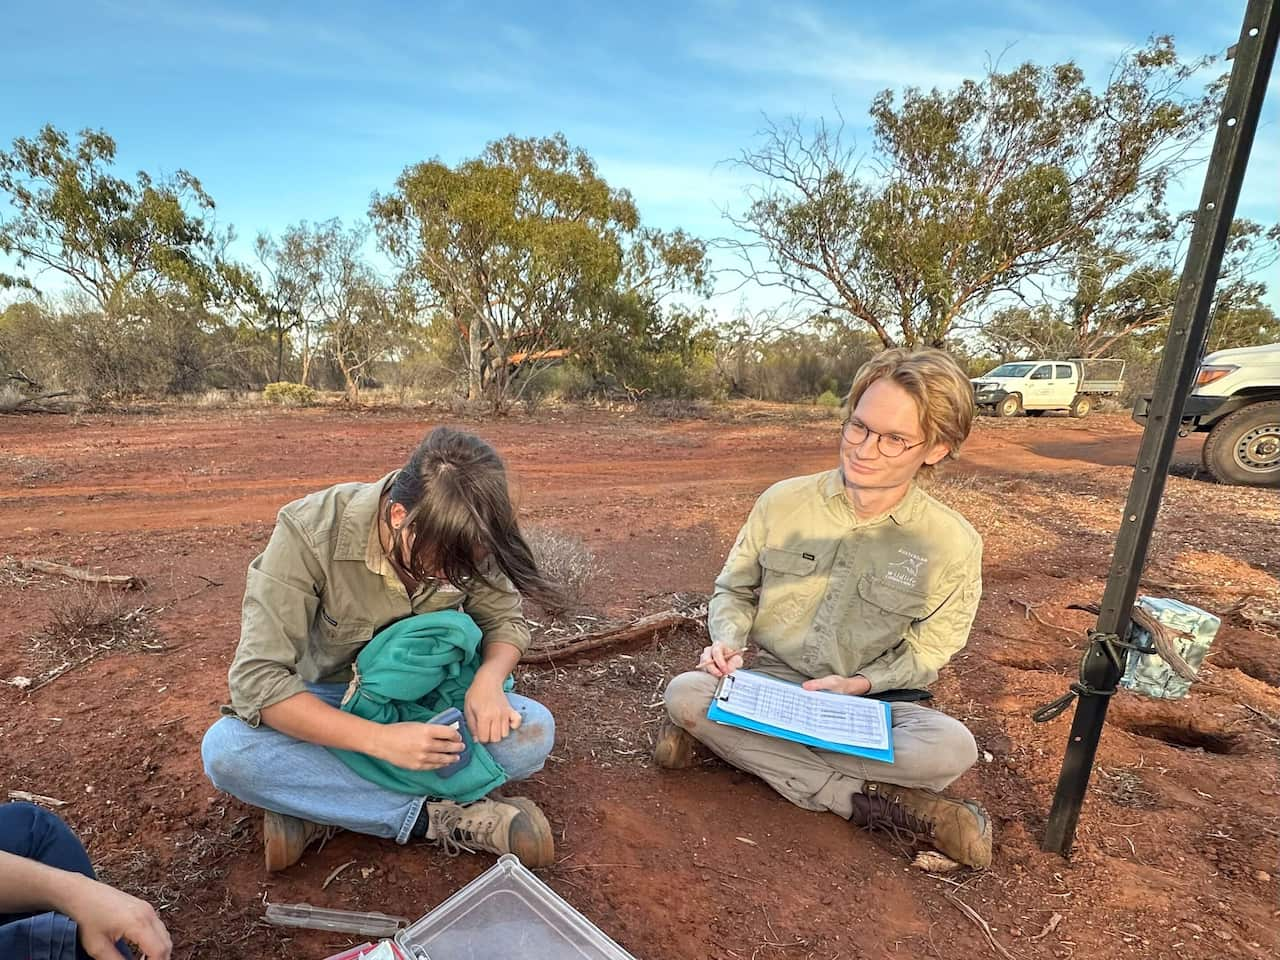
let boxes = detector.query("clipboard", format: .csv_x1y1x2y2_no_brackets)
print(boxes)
706,670,895,764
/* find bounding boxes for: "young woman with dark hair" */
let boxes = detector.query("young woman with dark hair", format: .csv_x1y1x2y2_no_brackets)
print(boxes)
201,427,559,871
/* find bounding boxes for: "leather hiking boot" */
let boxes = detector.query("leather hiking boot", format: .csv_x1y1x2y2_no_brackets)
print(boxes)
424,796,555,868
852,782,993,870
652,720,698,769
263,809,336,872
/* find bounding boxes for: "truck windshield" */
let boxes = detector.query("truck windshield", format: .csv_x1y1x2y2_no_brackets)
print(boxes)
986,363,1036,377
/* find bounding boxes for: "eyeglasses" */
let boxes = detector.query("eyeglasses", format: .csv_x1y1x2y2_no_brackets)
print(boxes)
841,419,926,458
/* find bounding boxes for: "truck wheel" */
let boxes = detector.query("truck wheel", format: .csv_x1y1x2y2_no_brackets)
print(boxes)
1069,395,1092,419
1202,401,1280,487
997,394,1023,418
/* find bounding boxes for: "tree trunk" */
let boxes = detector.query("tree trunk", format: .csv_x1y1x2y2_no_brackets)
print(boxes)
467,329,484,401
274,324,286,382
300,322,313,387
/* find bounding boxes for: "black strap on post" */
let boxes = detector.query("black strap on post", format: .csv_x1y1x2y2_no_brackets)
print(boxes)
1031,632,1127,723
1040,0,1280,857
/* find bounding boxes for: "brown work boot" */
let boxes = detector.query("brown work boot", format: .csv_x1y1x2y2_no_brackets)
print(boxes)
852,782,993,870
263,809,337,872
423,796,555,867
652,720,698,769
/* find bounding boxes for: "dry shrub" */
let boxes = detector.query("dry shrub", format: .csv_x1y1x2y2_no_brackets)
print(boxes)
31,589,159,668
525,526,596,615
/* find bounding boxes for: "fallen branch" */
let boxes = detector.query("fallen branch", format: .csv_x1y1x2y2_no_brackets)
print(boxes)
0,390,76,413
1141,579,1271,599
1013,599,1077,639
945,892,1019,960
1029,912,1063,943
25,651,108,694
8,790,69,807
322,860,357,890
524,609,698,664
20,560,147,591
1239,702,1280,731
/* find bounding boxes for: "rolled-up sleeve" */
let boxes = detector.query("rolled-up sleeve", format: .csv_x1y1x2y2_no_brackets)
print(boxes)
464,566,532,655
227,510,325,725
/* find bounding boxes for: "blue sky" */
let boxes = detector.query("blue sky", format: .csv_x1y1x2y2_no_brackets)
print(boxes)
1,0,1276,315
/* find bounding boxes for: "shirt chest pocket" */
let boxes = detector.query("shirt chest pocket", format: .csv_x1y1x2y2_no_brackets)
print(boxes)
857,576,933,631
315,605,376,647
759,546,827,597
760,546,820,578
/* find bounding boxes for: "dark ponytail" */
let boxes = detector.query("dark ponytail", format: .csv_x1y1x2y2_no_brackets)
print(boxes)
383,426,563,610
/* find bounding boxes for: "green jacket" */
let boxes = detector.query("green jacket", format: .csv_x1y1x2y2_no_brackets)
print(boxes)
328,610,511,802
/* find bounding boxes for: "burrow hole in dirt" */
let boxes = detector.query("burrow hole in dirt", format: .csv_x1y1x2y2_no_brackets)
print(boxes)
1121,721,1247,756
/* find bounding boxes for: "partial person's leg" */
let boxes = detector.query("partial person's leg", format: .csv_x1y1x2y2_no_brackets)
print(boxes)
0,802,95,880
662,670,849,812
0,912,82,960
663,654,978,810
662,668,990,867
0,803,133,960
484,693,556,782
201,685,425,843
202,685,558,841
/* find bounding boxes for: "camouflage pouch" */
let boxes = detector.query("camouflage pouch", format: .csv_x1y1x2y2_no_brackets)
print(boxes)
1119,596,1221,700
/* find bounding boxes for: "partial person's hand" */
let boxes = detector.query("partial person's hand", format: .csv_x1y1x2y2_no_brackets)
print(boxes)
374,720,465,770
697,642,745,678
801,674,872,696
465,680,522,744
60,872,172,960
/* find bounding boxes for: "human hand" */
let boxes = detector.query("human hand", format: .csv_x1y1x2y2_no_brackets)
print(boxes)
697,642,745,678
374,721,465,769
465,680,522,744
59,873,172,960
801,674,872,696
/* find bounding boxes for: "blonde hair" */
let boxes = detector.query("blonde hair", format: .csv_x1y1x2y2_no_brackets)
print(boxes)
844,347,974,472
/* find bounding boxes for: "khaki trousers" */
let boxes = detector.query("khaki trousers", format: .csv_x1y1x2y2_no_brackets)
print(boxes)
663,658,978,818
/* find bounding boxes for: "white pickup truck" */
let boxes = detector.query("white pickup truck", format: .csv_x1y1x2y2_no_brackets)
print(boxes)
1134,341,1280,487
972,358,1126,419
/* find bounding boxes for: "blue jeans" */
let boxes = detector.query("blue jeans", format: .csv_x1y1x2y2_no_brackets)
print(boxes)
201,683,555,843
0,803,133,960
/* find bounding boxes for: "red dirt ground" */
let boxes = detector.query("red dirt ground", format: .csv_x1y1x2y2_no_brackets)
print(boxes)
1,407,1277,960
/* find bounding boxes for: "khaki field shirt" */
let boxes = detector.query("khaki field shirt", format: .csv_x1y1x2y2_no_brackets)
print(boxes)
226,472,531,725
707,470,982,692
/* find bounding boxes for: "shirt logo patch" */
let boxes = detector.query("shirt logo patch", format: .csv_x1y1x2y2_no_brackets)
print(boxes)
885,550,927,588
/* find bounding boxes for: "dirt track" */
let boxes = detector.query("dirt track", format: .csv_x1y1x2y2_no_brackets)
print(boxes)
2,407,1277,960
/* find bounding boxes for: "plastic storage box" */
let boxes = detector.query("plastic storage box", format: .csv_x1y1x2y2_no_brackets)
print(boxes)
395,854,638,960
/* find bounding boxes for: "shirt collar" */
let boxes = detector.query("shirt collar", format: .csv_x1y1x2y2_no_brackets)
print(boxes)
821,468,925,526
332,470,398,568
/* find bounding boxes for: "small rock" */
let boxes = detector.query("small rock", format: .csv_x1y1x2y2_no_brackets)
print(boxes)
1254,871,1272,883
1185,923,1204,934
1215,930,1232,941
982,750,994,763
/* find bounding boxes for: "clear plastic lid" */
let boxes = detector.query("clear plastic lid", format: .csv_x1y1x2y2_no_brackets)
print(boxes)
397,855,637,960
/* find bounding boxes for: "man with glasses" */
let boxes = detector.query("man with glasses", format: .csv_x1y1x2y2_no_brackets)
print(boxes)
655,347,992,869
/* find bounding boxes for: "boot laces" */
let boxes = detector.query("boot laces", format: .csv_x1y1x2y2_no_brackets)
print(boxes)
857,793,936,853
432,803,486,857
310,824,339,853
